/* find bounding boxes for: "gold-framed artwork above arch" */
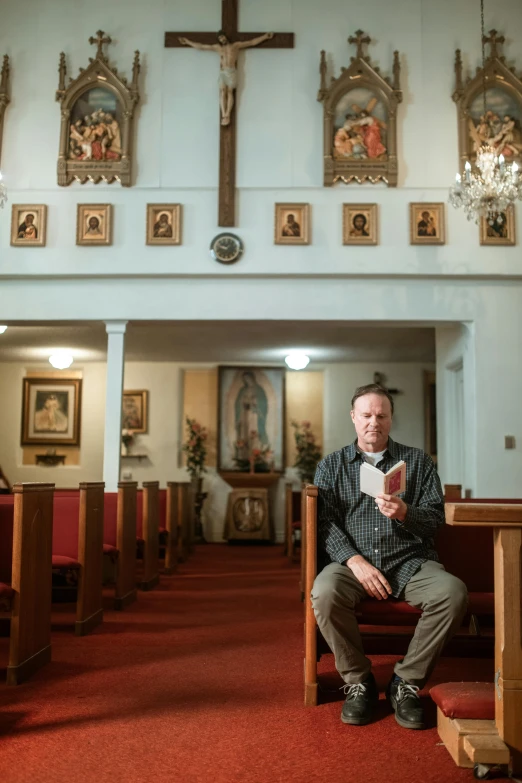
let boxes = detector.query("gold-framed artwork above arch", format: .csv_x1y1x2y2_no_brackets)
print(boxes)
453,30,522,169
0,56,10,167
55,31,141,187
317,30,402,187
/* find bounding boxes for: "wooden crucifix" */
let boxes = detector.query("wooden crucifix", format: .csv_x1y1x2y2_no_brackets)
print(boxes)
165,0,294,227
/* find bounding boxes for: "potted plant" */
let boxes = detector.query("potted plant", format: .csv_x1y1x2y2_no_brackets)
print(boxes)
291,420,322,484
121,429,134,456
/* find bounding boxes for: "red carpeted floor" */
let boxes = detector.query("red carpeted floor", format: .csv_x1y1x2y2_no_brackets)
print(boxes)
0,545,494,783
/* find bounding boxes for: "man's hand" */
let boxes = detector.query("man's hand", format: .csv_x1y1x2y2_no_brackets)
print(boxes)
376,493,407,521
346,554,392,600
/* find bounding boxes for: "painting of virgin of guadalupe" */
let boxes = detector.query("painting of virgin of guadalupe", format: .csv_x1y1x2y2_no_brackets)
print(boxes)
218,367,285,472
333,88,388,161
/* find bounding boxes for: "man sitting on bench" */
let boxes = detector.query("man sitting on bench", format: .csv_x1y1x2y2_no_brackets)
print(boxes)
311,384,468,729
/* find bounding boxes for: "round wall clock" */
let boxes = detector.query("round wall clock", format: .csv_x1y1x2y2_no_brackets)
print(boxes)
210,232,244,265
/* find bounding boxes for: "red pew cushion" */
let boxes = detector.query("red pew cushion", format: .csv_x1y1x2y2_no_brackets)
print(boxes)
430,682,495,720
53,496,80,560
467,592,494,617
0,503,14,584
52,554,80,569
357,598,421,625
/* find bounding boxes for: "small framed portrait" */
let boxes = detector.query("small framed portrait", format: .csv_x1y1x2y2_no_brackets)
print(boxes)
343,204,378,245
410,203,446,245
77,204,112,246
21,377,82,446
146,204,182,246
10,205,47,247
274,203,310,245
479,207,516,246
122,390,148,433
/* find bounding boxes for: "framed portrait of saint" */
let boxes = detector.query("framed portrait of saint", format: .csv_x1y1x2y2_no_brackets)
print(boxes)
410,203,446,245
274,203,310,245
21,377,82,446
479,207,516,246
10,205,47,247
146,204,182,245
343,204,378,245
77,204,112,246
218,367,286,473
122,390,148,433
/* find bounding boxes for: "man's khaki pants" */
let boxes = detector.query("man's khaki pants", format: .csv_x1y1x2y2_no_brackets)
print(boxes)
311,560,468,688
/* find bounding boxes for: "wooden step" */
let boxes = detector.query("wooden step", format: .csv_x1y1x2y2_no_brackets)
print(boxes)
463,734,510,765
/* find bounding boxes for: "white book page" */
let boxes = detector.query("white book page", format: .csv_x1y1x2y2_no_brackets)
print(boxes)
360,462,385,498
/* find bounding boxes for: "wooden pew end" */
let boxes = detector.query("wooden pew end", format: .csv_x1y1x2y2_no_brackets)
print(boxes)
75,608,103,637
7,644,52,686
139,574,160,591
114,588,137,611
304,680,318,707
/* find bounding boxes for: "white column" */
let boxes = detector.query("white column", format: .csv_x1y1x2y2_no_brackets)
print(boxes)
103,321,127,492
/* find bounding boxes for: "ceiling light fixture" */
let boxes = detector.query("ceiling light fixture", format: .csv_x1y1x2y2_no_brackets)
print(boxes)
285,352,310,370
0,325,7,334
49,351,74,370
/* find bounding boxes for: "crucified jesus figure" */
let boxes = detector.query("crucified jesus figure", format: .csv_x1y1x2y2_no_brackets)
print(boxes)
179,30,274,125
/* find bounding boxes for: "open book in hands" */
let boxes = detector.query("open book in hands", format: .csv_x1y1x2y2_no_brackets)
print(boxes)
360,460,406,498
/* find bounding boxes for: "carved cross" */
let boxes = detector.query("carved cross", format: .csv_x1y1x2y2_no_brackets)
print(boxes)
165,0,294,227
482,29,505,60
348,30,371,59
89,30,112,59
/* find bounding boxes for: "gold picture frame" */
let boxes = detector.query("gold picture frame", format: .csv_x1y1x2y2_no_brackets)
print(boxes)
318,30,402,188
122,390,148,433
56,31,140,187
410,203,446,245
479,206,516,245
77,204,112,246
343,203,378,245
0,56,9,167
11,205,47,247
274,203,310,245
146,204,182,246
21,377,82,446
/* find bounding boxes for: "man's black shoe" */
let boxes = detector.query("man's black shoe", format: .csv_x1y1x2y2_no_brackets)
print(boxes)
341,673,378,725
386,675,425,729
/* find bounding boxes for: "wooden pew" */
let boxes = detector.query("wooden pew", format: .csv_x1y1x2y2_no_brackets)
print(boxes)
164,482,182,574
112,481,138,609
52,482,105,636
0,483,54,685
167,482,191,562
138,481,160,590
285,483,302,562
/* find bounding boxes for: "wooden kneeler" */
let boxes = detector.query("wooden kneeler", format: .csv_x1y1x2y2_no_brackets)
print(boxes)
8,482,54,685
304,485,319,706
140,481,160,591
114,481,138,610
434,503,522,777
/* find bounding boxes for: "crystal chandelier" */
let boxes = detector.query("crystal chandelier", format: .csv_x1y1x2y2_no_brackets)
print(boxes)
449,0,522,223
0,170,6,209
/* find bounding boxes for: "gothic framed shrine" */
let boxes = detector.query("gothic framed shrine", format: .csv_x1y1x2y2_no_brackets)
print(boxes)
218,367,286,473
453,30,522,169
56,31,140,187
318,30,402,187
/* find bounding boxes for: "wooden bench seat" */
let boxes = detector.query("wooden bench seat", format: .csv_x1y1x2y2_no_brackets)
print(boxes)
106,482,138,610
136,482,160,591
0,483,54,685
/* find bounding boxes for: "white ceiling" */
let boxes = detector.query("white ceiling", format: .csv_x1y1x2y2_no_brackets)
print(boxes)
0,321,436,364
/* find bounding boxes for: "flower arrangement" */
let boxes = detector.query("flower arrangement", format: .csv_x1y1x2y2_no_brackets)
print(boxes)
121,429,135,455
182,417,208,479
291,420,322,483
234,429,273,473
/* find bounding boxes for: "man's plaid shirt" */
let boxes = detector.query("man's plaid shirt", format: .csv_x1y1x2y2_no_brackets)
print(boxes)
314,437,445,597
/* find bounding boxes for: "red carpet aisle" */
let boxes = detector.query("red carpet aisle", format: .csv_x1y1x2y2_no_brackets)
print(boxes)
0,546,492,783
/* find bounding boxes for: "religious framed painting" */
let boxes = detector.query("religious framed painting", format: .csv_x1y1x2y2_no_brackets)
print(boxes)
77,204,112,246
342,203,378,245
55,31,140,187
146,204,182,246
21,377,82,446
453,32,522,170
217,367,286,473
409,203,446,245
122,390,148,433
479,207,516,246
274,203,310,245
10,205,47,247
318,30,402,187
0,56,9,169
